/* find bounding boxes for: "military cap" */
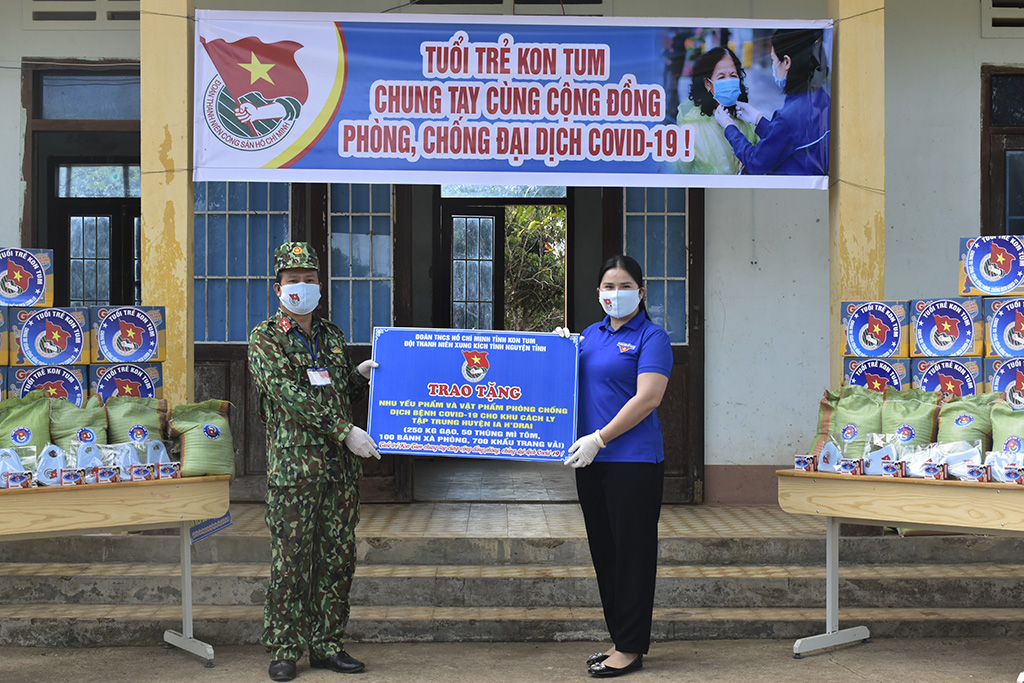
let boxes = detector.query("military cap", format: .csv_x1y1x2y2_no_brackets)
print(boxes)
273,242,319,273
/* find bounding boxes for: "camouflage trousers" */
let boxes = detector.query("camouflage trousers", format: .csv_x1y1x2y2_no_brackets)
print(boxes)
262,478,360,662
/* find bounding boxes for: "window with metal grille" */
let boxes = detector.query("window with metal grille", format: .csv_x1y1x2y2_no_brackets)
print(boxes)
193,181,290,342
623,187,688,344
328,183,393,344
451,214,495,330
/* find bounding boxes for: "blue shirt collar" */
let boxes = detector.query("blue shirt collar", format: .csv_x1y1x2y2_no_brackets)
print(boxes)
599,311,646,333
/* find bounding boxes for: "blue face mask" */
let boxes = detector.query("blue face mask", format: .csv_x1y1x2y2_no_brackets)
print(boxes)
773,60,788,91
710,78,741,107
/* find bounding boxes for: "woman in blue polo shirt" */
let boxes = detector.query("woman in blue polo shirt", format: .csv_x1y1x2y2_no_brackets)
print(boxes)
562,255,672,678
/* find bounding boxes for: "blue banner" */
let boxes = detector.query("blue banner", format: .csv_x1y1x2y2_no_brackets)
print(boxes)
195,12,832,189
368,327,579,462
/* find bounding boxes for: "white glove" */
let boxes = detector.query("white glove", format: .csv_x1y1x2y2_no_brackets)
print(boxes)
564,430,605,468
344,426,381,460
357,359,379,379
734,101,762,125
553,326,571,338
711,105,734,129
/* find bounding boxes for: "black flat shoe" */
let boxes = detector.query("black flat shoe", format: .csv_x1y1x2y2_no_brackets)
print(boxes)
310,650,366,674
589,654,642,678
268,660,296,682
587,652,610,666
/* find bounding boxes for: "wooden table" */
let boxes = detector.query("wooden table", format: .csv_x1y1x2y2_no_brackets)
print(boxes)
776,469,1024,657
0,475,231,666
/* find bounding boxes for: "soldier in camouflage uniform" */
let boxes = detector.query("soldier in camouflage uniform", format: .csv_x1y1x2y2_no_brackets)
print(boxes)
248,242,380,682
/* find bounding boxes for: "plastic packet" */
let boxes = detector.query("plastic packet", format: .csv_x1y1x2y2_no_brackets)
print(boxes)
35,444,67,486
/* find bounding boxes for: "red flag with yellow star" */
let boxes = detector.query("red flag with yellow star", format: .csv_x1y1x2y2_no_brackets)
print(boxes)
37,381,68,400
118,319,143,346
937,373,964,396
114,377,141,397
992,241,1017,273
462,350,489,370
5,260,28,293
932,314,960,339
866,312,889,345
863,372,888,392
1016,369,1024,394
44,320,68,352
200,36,308,105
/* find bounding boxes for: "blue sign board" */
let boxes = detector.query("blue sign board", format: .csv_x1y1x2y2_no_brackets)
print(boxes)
368,327,579,462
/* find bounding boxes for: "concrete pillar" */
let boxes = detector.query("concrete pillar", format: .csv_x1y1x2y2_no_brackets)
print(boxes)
827,1,886,389
140,0,195,405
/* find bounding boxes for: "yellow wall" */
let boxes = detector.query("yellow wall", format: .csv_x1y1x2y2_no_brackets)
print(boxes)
140,0,195,405
827,0,886,388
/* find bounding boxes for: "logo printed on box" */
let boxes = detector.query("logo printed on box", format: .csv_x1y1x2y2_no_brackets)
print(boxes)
989,357,1024,408
916,358,978,397
966,236,1024,295
848,358,903,392
94,364,158,400
14,366,86,406
18,308,86,366
845,302,902,357
0,248,45,307
914,299,976,356
94,307,159,363
989,298,1024,357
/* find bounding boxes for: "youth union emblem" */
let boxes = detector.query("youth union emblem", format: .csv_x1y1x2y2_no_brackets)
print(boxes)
200,35,309,152
461,350,489,382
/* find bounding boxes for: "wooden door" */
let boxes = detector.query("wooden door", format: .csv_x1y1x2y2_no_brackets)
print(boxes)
602,188,705,503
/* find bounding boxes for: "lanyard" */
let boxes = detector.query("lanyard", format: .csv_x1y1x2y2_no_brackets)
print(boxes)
293,329,320,366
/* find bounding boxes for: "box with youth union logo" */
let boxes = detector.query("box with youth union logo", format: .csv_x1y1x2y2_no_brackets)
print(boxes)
88,363,164,402
10,307,89,367
89,306,166,364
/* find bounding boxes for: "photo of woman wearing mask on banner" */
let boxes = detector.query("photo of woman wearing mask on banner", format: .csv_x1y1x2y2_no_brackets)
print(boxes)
713,28,831,176
672,46,758,175
556,255,672,678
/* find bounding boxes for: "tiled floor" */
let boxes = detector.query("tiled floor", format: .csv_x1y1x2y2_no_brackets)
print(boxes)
413,458,578,502
225,501,824,539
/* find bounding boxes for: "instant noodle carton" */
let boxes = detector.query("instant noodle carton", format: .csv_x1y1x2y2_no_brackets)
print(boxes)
912,357,981,396
89,306,166,364
984,297,1024,357
842,301,909,358
10,307,89,367
0,248,53,308
88,362,163,402
911,297,983,357
960,236,1024,296
843,358,909,391
0,307,9,366
6,365,87,407
984,356,1024,398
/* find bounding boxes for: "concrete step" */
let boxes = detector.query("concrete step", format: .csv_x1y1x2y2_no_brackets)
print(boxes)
2,532,1023,566
3,562,1024,609
3,604,1024,647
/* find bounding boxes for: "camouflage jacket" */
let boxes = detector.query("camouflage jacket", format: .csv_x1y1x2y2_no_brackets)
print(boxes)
248,309,368,484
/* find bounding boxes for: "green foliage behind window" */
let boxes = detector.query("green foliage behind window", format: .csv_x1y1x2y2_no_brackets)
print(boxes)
504,205,566,331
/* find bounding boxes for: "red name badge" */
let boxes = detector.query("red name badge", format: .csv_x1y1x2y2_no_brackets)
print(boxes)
307,368,331,386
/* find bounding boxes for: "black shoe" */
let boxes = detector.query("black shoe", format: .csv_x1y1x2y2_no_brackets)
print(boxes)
587,652,610,666
310,651,366,674
589,654,642,678
268,660,296,682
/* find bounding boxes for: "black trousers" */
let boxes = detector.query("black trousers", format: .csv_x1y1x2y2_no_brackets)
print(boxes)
575,460,665,654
